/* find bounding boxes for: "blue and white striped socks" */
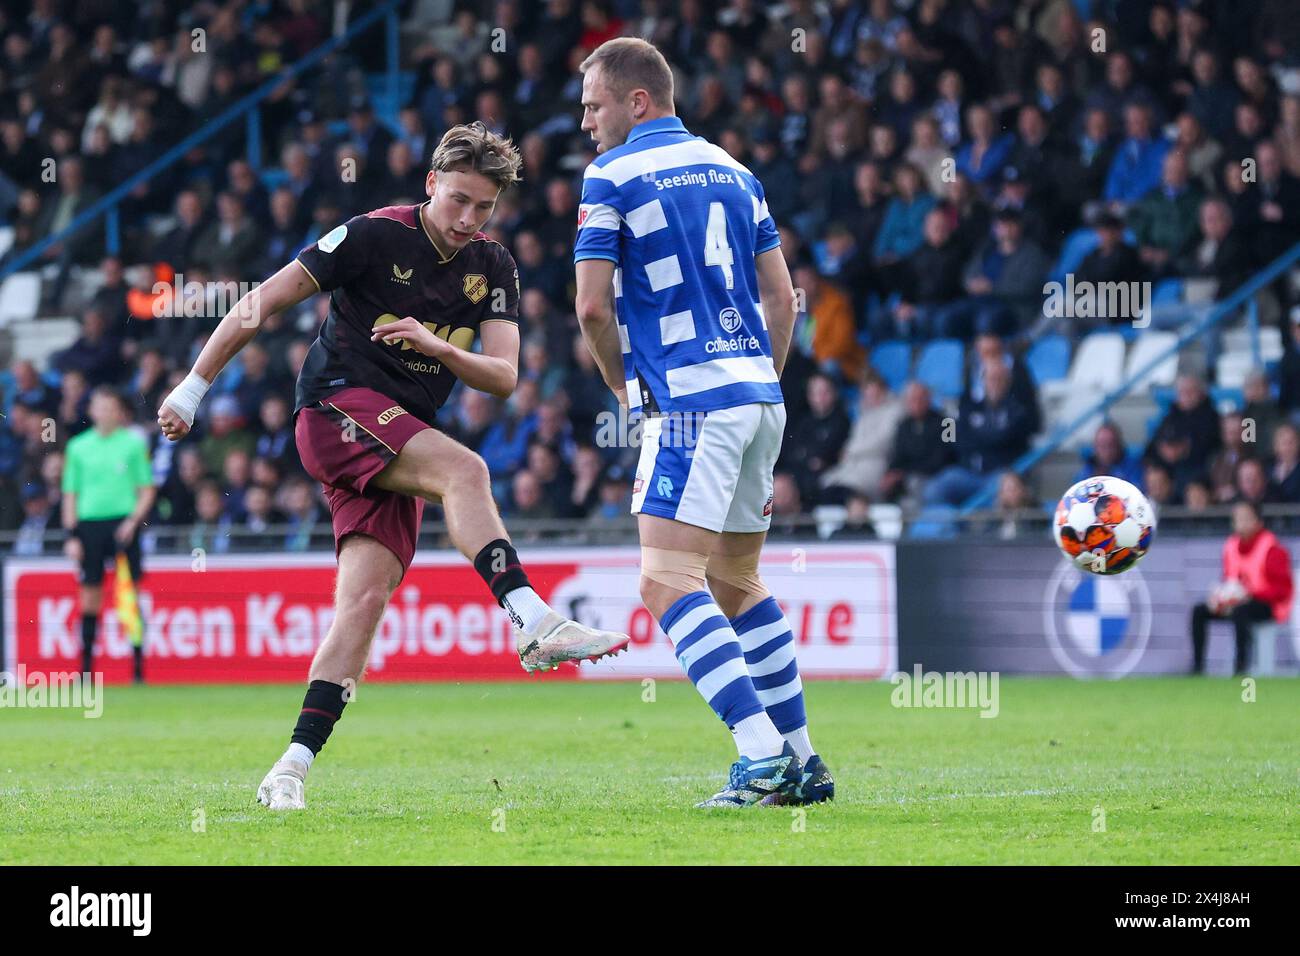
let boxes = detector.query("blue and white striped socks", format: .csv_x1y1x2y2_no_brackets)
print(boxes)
661,591,785,759
731,596,814,762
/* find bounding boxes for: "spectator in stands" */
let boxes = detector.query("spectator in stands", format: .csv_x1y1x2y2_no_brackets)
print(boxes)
877,381,954,504
955,102,1014,190
254,395,295,469
1235,457,1277,507
510,469,555,524
568,444,605,518
1144,460,1176,509
49,308,124,388
1269,422,1300,502
990,471,1035,541
199,394,254,476
1173,112,1223,195
281,476,325,552
1067,108,1118,214
1190,500,1293,674
14,481,56,555
1276,307,1300,416
192,192,261,277
1104,102,1171,205
1074,422,1143,489
780,372,852,505
966,333,1041,434
1186,48,1237,142
877,207,965,342
184,478,227,555
1178,197,1250,295
905,114,951,195
480,379,540,495
1130,149,1203,278
1148,375,1221,473
791,261,865,383
35,156,103,268
872,162,936,267
1236,141,1300,263
1074,212,1146,321
242,485,287,537
922,361,1035,507
943,208,1051,338
1209,411,1255,503
1241,370,1282,453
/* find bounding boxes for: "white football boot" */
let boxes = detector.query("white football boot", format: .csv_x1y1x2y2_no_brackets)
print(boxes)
516,610,631,673
256,757,308,810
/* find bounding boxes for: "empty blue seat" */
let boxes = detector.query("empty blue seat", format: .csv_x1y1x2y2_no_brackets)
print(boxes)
1025,333,1071,385
1152,278,1184,305
914,338,964,401
870,340,911,392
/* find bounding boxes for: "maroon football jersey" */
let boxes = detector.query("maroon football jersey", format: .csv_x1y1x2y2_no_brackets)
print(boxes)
293,202,520,423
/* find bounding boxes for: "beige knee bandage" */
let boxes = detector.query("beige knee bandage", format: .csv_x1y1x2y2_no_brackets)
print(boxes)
706,550,768,597
641,547,709,594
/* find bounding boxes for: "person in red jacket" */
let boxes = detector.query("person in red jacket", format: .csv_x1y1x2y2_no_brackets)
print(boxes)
1190,500,1294,674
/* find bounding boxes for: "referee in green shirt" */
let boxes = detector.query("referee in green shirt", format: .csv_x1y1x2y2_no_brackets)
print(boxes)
61,386,156,679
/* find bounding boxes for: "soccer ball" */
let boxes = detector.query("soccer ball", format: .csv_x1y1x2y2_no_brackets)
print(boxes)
1052,475,1155,575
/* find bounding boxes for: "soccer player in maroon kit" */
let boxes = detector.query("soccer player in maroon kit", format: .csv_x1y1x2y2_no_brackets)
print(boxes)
157,123,629,810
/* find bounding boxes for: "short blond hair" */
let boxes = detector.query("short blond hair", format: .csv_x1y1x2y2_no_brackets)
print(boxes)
430,121,522,189
580,37,674,109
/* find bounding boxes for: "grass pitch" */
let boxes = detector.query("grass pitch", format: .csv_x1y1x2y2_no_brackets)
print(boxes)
1,678,1295,865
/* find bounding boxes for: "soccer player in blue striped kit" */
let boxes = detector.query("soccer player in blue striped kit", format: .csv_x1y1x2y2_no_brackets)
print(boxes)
573,38,834,807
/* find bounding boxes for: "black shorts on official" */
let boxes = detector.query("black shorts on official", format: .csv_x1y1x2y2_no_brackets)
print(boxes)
76,517,144,586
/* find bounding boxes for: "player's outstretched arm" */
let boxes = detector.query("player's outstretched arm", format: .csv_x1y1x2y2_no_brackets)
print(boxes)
157,261,318,441
756,247,797,378
574,259,627,405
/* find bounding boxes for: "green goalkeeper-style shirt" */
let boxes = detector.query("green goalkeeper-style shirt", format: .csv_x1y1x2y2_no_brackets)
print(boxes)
61,427,152,522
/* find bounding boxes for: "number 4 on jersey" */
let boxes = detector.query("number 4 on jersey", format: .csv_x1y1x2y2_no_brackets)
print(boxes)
703,201,734,290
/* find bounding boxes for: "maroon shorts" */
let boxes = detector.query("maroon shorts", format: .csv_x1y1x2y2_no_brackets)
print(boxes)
295,387,431,572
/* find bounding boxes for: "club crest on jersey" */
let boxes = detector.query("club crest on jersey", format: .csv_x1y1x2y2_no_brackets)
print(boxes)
463,273,488,304
391,264,413,285
318,224,347,253
576,206,589,226
377,405,408,425
719,307,742,334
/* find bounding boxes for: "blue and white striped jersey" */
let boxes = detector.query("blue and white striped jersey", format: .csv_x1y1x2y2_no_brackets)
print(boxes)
574,117,783,414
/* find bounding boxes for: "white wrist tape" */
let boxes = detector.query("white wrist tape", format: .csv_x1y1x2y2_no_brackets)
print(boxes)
164,371,211,427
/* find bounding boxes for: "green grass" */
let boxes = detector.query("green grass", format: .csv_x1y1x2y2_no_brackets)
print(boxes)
1,678,1296,865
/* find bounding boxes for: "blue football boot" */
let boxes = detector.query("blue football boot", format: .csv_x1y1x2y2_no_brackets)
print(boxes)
696,742,802,808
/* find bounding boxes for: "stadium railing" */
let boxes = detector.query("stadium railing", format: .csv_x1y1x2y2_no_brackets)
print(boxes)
960,240,1300,512
0,0,404,279
5,503,1294,558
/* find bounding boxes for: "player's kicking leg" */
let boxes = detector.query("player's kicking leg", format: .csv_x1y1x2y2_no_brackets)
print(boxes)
706,531,834,805
371,426,629,671
258,534,401,810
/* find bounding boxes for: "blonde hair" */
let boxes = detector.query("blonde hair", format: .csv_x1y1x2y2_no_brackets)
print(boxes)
430,121,523,189
580,37,674,109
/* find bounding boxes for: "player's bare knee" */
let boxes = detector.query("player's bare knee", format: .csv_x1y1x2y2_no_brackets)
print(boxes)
442,447,489,496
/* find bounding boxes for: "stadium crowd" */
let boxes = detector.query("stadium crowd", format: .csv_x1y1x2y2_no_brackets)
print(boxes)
2,0,1300,547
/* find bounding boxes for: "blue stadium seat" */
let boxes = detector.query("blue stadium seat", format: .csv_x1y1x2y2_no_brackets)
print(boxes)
367,71,418,121
259,168,290,192
870,340,911,392
1049,227,1099,284
908,505,960,539
914,338,964,401
1025,333,1071,385
1152,278,1184,306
